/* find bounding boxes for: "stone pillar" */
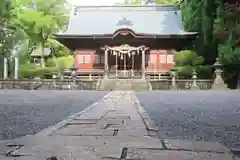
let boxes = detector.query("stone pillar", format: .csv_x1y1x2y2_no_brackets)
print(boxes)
191,68,199,90
212,57,228,90
237,72,240,89
132,54,134,77
104,49,108,79
52,74,57,87
171,71,177,90
14,57,19,80
3,58,8,80
124,54,126,77
142,50,145,79
115,53,118,78
71,70,76,90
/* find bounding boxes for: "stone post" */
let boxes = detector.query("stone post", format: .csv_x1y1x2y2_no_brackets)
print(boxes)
142,50,145,79
71,69,76,90
115,53,118,78
171,70,177,90
52,74,57,88
191,68,199,90
104,49,108,79
237,72,240,89
14,57,19,80
212,57,228,90
3,58,8,80
132,54,134,77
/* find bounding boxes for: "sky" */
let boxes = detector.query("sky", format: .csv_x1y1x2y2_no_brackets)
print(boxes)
69,0,125,6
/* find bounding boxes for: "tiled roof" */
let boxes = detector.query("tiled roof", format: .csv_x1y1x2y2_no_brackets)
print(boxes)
58,4,197,36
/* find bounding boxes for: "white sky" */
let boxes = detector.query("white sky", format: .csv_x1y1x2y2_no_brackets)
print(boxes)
69,0,125,6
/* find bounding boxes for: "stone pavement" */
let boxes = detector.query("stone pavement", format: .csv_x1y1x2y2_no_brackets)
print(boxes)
0,91,236,160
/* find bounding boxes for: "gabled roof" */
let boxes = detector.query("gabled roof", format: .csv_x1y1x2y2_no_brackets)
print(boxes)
30,48,52,57
57,4,197,37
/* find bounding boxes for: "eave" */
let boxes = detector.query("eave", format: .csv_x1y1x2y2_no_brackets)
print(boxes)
54,32,199,40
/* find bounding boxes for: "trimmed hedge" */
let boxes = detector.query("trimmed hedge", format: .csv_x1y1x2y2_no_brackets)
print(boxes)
20,65,58,79
46,56,74,70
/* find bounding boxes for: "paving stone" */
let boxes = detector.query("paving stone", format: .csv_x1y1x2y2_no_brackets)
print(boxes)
55,126,115,136
75,108,109,120
198,152,234,160
0,140,13,155
67,119,97,125
117,127,148,137
123,120,146,128
102,115,131,120
126,148,202,160
12,136,163,159
13,146,101,160
0,155,12,160
164,139,230,153
96,119,124,129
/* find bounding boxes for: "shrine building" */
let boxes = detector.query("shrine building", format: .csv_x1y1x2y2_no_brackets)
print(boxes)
55,4,197,78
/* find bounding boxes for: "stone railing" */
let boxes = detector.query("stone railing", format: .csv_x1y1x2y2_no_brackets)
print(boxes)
0,79,99,90
149,79,213,90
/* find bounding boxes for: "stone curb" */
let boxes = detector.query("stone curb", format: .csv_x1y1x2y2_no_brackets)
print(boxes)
36,92,112,137
132,93,158,133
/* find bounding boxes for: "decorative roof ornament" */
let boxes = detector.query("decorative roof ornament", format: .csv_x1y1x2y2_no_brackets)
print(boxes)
116,17,133,26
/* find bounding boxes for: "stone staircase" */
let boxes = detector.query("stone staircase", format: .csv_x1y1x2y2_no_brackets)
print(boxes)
99,79,149,91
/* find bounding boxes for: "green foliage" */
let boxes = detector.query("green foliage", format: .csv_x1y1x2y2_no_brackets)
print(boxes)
46,39,71,57
20,64,57,79
175,50,204,66
46,55,74,71
130,0,180,4
174,50,211,79
12,0,69,68
219,35,240,65
174,65,212,79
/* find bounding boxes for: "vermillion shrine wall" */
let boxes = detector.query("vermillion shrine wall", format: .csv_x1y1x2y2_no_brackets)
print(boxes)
74,49,175,73
147,50,175,72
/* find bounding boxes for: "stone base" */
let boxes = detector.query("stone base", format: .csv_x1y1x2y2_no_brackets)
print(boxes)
190,85,199,90
212,84,228,90
170,86,178,90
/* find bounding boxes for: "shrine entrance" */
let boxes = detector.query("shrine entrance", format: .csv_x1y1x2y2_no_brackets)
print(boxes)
101,44,149,79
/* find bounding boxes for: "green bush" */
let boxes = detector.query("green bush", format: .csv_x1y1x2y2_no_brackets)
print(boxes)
196,65,212,79
174,65,212,79
20,64,58,79
46,56,74,71
175,50,204,66
175,66,193,79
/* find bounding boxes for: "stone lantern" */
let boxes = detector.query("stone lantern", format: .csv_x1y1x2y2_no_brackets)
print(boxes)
212,57,228,90
170,68,177,90
191,68,199,90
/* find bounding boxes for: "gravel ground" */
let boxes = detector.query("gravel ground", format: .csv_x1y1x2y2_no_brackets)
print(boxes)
0,90,108,140
136,91,240,149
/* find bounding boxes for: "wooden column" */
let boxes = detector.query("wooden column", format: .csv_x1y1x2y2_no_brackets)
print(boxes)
142,50,145,79
104,49,108,78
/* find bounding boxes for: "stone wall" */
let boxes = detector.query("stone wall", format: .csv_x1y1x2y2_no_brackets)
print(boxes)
0,79,99,90
150,79,213,90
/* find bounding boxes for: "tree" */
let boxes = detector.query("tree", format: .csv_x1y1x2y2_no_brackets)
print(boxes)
13,0,69,68
130,0,179,4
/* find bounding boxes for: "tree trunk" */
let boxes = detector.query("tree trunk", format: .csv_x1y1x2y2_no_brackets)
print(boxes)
40,42,45,68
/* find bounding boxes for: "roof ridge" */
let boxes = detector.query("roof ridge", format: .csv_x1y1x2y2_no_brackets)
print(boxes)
73,4,179,8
